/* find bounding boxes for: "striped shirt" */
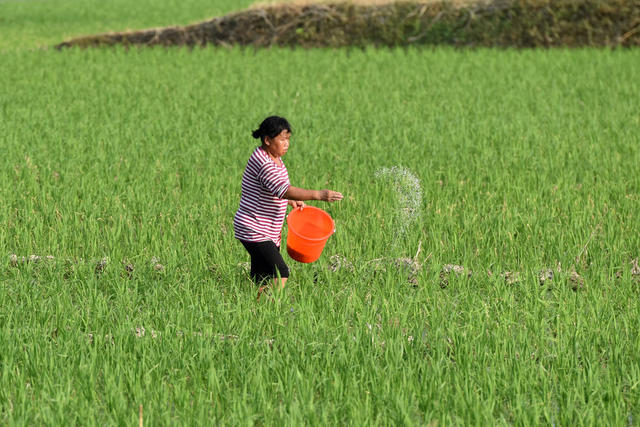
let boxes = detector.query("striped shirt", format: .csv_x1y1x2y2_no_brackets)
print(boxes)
233,147,290,247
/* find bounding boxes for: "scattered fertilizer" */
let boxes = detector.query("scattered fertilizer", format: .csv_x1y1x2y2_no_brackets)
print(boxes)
94,257,109,274
393,257,421,285
238,262,251,274
632,258,640,280
374,166,422,248
501,271,521,285
123,261,135,278
328,254,354,273
439,264,471,288
569,270,584,291
538,269,554,285
151,257,165,272
9,254,55,266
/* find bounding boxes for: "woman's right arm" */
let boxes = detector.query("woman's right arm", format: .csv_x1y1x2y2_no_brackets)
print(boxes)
283,186,343,202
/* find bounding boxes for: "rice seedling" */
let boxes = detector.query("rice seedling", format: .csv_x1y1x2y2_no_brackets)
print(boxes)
1,21,639,425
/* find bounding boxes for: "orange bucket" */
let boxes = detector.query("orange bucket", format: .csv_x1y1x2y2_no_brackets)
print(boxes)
286,206,335,263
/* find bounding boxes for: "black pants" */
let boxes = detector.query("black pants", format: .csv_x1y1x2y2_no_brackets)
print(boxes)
240,240,290,284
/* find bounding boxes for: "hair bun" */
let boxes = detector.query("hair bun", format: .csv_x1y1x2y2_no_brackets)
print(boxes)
252,116,291,142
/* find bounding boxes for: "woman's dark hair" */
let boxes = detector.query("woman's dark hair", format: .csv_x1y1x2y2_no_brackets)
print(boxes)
252,116,292,143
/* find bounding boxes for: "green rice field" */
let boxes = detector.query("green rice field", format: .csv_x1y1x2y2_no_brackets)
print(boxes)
1,0,640,424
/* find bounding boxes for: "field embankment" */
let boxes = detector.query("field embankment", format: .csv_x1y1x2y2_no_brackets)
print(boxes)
56,0,640,49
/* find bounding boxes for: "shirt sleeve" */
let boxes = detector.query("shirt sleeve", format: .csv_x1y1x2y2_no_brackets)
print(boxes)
257,162,290,199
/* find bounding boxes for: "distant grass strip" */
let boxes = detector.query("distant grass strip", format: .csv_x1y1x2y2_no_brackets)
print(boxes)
0,0,257,52
56,0,640,49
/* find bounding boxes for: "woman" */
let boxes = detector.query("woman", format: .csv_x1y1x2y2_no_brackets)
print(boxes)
233,116,343,298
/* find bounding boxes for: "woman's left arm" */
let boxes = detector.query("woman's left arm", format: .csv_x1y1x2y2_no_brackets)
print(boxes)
283,186,342,202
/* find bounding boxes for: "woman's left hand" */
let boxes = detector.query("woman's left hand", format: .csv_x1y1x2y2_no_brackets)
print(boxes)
288,200,305,209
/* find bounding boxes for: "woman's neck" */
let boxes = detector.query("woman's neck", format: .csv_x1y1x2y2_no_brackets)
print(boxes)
261,146,281,165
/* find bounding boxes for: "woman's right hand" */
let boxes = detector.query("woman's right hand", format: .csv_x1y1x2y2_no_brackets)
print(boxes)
320,190,343,202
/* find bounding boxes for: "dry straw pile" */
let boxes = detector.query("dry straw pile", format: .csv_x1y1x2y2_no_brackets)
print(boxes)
56,0,639,49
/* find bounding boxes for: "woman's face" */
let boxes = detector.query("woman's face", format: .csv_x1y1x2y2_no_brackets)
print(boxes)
264,129,291,159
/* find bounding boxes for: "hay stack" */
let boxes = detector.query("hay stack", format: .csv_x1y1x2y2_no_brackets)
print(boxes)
56,0,640,49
